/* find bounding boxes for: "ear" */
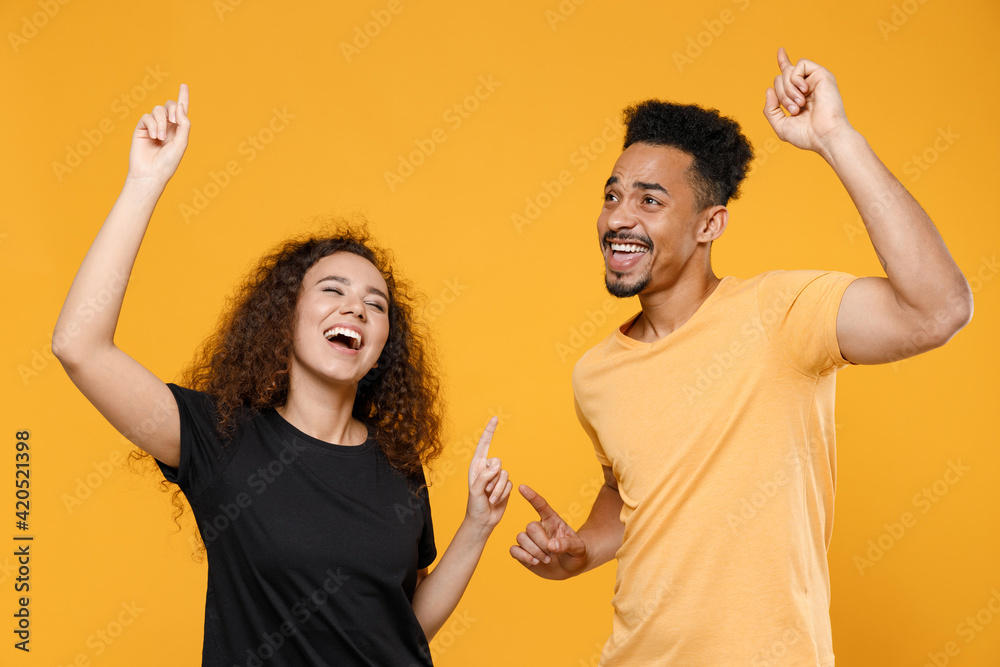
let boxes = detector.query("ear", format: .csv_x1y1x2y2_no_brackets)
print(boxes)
696,205,728,243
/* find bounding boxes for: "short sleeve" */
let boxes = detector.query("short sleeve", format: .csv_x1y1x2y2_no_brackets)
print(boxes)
574,394,611,467
757,270,858,377
154,383,234,498
416,470,437,569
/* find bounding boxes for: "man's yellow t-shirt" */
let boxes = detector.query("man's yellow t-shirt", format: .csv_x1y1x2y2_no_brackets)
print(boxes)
573,270,857,666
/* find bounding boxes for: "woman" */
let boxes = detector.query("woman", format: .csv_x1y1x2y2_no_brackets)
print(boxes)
52,84,511,665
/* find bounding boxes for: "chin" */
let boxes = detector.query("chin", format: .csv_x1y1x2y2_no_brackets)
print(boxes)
312,365,367,387
605,272,650,299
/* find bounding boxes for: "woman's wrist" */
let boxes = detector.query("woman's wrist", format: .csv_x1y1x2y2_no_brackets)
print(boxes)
121,174,168,205
459,513,494,546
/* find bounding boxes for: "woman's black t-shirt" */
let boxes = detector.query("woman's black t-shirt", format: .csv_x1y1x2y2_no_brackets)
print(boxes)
155,383,436,666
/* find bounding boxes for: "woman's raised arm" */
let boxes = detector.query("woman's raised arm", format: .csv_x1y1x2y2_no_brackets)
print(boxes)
53,84,191,468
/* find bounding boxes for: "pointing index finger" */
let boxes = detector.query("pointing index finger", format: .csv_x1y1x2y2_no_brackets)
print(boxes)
472,416,498,462
519,484,558,522
776,46,793,72
178,83,190,115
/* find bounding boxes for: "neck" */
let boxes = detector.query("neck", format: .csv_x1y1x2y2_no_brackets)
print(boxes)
277,371,365,446
628,265,722,342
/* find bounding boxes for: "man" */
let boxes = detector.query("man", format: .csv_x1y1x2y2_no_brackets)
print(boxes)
509,48,972,665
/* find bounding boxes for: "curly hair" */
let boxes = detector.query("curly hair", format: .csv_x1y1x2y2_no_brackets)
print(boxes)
133,219,443,536
622,100,755,210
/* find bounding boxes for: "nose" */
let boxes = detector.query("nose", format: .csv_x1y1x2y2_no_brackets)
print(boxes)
605,196,637,234
338,293,367,321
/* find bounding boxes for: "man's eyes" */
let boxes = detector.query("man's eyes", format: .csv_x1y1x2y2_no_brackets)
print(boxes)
603,192,660,205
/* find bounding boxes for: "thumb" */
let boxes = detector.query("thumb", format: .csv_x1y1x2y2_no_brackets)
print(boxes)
471,460,499,495
763,88,785,136
175,97,191,139
549,533,586,559
177,82,190,115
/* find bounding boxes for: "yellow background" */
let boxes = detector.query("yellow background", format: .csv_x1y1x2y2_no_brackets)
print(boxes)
2,0,998,665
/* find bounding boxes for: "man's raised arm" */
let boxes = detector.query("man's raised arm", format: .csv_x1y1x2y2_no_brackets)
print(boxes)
764,47,973,365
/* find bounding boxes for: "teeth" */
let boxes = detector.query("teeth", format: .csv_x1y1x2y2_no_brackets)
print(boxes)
324,327,362,350
610,243,648,253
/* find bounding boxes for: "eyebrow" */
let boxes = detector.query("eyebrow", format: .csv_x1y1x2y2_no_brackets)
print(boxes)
604,176,670,196
316,275,389,302
635,181,669,195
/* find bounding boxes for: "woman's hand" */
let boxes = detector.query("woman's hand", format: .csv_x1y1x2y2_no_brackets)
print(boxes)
127,83,191,184
466,417,512,531
412,417,513,639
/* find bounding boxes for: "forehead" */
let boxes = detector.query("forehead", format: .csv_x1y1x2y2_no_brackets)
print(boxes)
610,143,695,190
304,251,388,293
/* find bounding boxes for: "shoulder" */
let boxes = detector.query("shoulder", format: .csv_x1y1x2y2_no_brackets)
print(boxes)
572,323,627,387
366,431,427,489
754,269,857,296
754,269,857,315
166,383,219,420
167,383,257,441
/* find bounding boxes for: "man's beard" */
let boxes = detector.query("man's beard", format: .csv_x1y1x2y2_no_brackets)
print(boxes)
602,230,653,298
605,267,651,298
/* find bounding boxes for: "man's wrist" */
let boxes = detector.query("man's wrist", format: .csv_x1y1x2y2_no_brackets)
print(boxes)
816,124,867,167
568,531,592,574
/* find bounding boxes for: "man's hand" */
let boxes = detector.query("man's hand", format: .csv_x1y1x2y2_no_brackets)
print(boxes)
764,47,853,158
510,485,589,580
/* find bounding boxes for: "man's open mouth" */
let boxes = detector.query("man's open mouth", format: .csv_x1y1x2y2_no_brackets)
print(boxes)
609,242,650,256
